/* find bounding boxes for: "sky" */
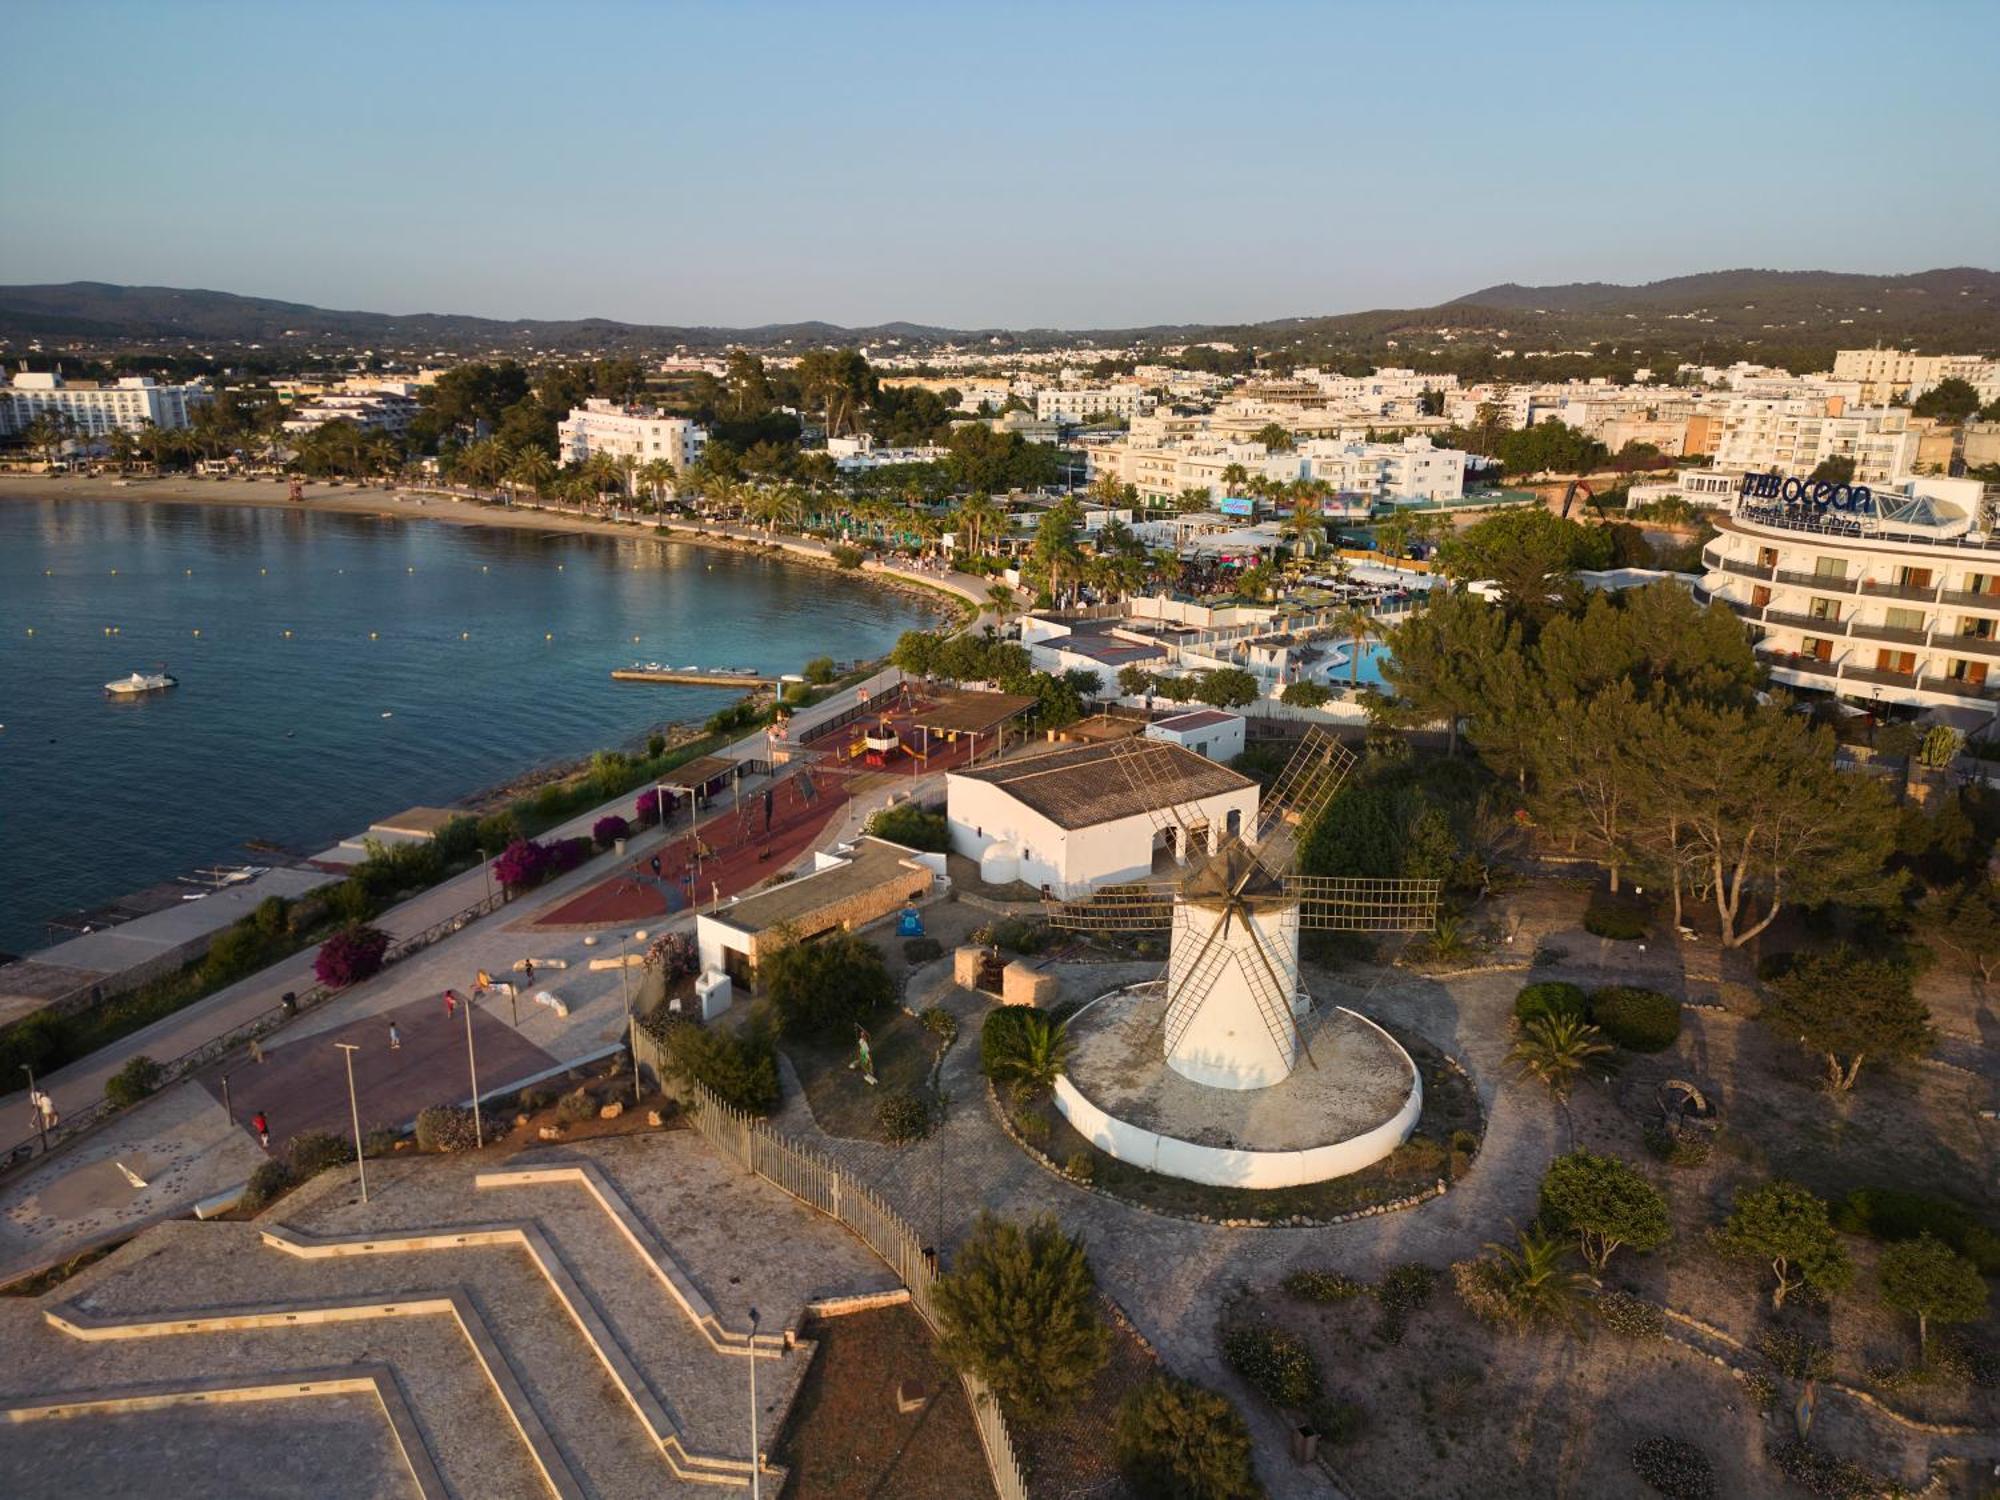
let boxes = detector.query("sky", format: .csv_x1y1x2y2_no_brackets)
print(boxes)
3,0,1996,330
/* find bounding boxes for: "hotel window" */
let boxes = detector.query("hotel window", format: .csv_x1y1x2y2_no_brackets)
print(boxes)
1801,636,1834,662
1808,597,1841,622
1876,649,1917,675
1963,573,2000,599
1751,585,1773,609
1885,607,1927,634
1812,557,1848,580
1756,547,1780,569
1948,659,1990,686
1894,566,1934,590
1959,616,1997,641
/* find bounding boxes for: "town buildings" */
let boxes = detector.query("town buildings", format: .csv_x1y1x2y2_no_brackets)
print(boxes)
1832,349,2000,406
556,399,708,475
1712,400,1919,487
1034,385,1157,423
0,372,209,437
281,388,419,435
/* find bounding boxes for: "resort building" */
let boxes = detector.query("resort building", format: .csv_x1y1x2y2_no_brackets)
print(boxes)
1034,386,1156,423
1298,435,1465,504
0,372,210,437
1832,349,2000,407
1696,472,2000,719
947,739,1259,894
281,390,418,435
556,399,708,475
1144,708,1246,763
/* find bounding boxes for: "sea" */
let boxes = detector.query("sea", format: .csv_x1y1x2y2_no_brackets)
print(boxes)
0,497,940,956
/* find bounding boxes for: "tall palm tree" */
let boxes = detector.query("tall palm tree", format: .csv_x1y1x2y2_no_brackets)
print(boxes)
1507,1014,1612,1147
508,448,556,502
986,582,1016,618
1331,604,1375,689
952,493,1004,560
614,452,640,501
636,458,676,507
1282,504,1326,562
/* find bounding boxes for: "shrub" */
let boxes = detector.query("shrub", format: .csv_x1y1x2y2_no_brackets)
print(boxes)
1834,1187,2000,1274
475,810,521,854
544,836,593,876
763,932,894,1038
866,802,951,853
104,1054,164,1108
1221,1322,1322,1409
1758,1328,1834,1381
643,931,698,982
1595,1289,1666,1339
591,814,630,850
904,936,944,964
1115,1375,1261,1500
1583,899,1648,940
1513,981,1587,1025
934,1213,1109,1420
362,1125,401,1158
1372,1262,1438,1343
240,1159,294,1212
415,1104,485,1152
1715,1181,1852,1309
1642,1122,1711,1166
517,1086,555,1111
632,790,668,828
918,1005,958,1044
830,544,864,569
876,1088,935,1143
287,1130,353,1178
492,837,554,892
981,1007,1070,1091
1063,1150,1094,1184
652,1017,781,1116
1771,1441,1876,1499
433,815,480,864
313,923,391,989
557,1088,599,1124
987,917,1049,954
646,732,668,757
1630,1436,1716,1500
203,923,278,986
1538,1150,1672,1270
1284,1268,1364,1303
1590,986,1681,1052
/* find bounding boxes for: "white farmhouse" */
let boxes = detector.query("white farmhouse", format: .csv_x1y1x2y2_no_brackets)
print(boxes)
947,740,1258,895
1144,708,1245,764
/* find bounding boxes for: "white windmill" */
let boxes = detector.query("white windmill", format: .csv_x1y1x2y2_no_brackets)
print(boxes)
1046,728,1439,1091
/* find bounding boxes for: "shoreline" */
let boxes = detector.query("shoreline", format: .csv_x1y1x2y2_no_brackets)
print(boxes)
0,473,984,620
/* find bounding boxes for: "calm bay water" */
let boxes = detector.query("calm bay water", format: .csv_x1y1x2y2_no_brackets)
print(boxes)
0,498,937,955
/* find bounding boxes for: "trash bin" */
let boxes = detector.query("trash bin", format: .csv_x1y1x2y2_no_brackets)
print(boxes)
614,838,627,856
1289,1425,1320,1465
281,991,299,1017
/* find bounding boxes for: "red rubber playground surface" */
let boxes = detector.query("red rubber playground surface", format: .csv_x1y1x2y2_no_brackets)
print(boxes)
532,702,987,929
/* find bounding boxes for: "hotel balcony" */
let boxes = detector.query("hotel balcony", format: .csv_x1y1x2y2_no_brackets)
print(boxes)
1773,569,1857,593
1942,635,2000,660
1920,675,1998,701
1843,620,1932,648
1938,590,2000,612
1763,651,1841,679
1708,552,1775,581
1857,579,1940,603
1843,665,1919,689
1761,609,1844,633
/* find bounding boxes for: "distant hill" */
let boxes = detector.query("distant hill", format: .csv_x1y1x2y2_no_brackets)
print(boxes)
1,267,1995,356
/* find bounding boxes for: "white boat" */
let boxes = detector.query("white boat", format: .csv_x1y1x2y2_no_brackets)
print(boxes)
104,669,177,697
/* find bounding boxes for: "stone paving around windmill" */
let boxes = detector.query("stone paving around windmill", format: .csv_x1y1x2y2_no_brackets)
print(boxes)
0,1132,900,1500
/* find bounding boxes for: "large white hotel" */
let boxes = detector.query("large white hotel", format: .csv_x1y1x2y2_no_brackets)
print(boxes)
0,371,210,436
555,399,708,476
1697,473,2000,718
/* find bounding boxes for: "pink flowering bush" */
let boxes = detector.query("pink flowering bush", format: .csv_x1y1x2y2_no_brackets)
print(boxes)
314,923,391,988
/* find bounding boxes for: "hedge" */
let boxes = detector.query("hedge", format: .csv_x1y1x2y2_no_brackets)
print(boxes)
1514,981,1588,1025
1590,986,1682,1052
1583,900,1649,940
1834,1188,2000,1275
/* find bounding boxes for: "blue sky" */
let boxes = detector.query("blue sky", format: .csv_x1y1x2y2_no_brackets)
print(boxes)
3,0,1995,329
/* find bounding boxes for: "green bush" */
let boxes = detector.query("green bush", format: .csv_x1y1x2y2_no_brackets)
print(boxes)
1583,899,1648,940
918,1005,959,1044
986,917,1049,954
104,1054,164,1108
1834,1188,2000,1275
557,1088,599,1124
1590,987,1681,1051
1115,1374,1261,1500
1372,1263,1439,1343
762,932,894,1038
240,1159,294,1212
934,1213,1109,1420
1063,1150,1094,1184
1594,1289,1666,1339
1514,981,1588,1025
866,802,951,852
904,937,944,964
830,544,864,569
1221,1322,1322,1409
1630,1435,1716,1500
1771,1441,1876,1499
1284,1268,1364,1303
1642,1123,1712,1167
362,1125,401,1158
652,1017,781,1116
876,1088,935,1143
0,1011,65,1081
287,1130,353,1179
1758,1328,1834,1381
981,1007,1070,1091
415,1105,484,1152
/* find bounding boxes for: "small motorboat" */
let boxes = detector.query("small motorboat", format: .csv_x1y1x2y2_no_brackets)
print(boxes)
105,668,177,697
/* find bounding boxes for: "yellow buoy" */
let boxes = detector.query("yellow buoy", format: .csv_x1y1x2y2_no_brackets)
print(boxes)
406,566,414,573
111,569,118,575
557,564,564,571
260,568,268,575
26,627,34,636
185,569,192,576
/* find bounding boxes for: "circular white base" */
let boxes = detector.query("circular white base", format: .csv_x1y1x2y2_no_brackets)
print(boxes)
1053,983,1421,1189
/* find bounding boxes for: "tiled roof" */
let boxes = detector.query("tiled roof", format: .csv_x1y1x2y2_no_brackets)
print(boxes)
954,740,1253,831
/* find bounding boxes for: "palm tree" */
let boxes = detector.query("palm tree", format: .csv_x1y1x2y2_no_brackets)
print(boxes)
1219,462,1250,494
1331,605,1376,689
986,582,1016,618
1282,504,1326,562
1480,1225,1596,1332
952,493,1004,561
1507,1014,1612,1147
614,452,641,502
636,458,676,507
986,1012,1070,1092
507,448,555,502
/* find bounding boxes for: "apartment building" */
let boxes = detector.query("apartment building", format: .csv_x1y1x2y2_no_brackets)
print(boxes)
1833,349,2000,406
1,372,210,437
1033,386,1157,423
1088,430,1464,506
555,399,708,473
1298,435,1464,503
1712,399,1918,486
1698,473,2000,718
282,390,419,435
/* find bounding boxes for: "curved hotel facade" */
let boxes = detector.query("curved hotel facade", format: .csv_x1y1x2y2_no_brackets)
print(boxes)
1698,476,2000,719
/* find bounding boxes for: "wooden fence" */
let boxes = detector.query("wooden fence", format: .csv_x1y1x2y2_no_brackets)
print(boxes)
684,1081,1030,1500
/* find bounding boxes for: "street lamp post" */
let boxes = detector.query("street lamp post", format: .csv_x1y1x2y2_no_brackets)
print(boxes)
464,989,483,1149
335,1042,367,1204
748,1306,762,1500
618,934,641,1106
220,1071,232,1125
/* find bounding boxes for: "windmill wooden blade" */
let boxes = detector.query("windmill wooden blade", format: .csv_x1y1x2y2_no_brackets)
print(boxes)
1044,881,1177,931
1252,728,1355,872
1161,905,1233,1055
1286,875,1440,932
1161,904,1297,1068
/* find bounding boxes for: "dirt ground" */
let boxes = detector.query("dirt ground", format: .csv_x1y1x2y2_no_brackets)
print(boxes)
772,1303,994,1500
786,1010,942,1142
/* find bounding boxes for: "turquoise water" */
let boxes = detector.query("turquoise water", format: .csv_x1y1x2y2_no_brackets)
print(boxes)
1324,641,1392,688
0,499,937,954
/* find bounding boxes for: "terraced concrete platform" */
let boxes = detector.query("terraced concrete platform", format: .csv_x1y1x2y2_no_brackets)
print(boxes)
0,1133,899,1499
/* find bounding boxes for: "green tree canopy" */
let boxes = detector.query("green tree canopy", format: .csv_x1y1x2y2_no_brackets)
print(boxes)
1538,1150,1672,1270
760,931,893,1038
1436,509,1612,629
1713,1179,1852,1309
1761,945,1933,1093
934,1212,1110,1420
1877,1233,1988,1359
1912,377,1982,424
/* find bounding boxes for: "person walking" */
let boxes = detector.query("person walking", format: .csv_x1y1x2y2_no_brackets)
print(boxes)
649,853,662,880
522,958,535,990
251,1110,270,1148
389,1021,402,1050
249,1036,264,1065
443,990,457,1021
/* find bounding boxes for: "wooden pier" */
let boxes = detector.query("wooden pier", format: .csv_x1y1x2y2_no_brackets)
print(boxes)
611,668,774,687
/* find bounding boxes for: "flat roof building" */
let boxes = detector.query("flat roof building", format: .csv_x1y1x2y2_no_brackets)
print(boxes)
1,372,210,438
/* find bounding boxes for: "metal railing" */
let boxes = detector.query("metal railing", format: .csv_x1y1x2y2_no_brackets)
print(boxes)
686,1082,1029,1500
1857,579,1940,603
1937,589,2000,611
1844,620,1932,648
1773,569,1857,594
0,887,510,1180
